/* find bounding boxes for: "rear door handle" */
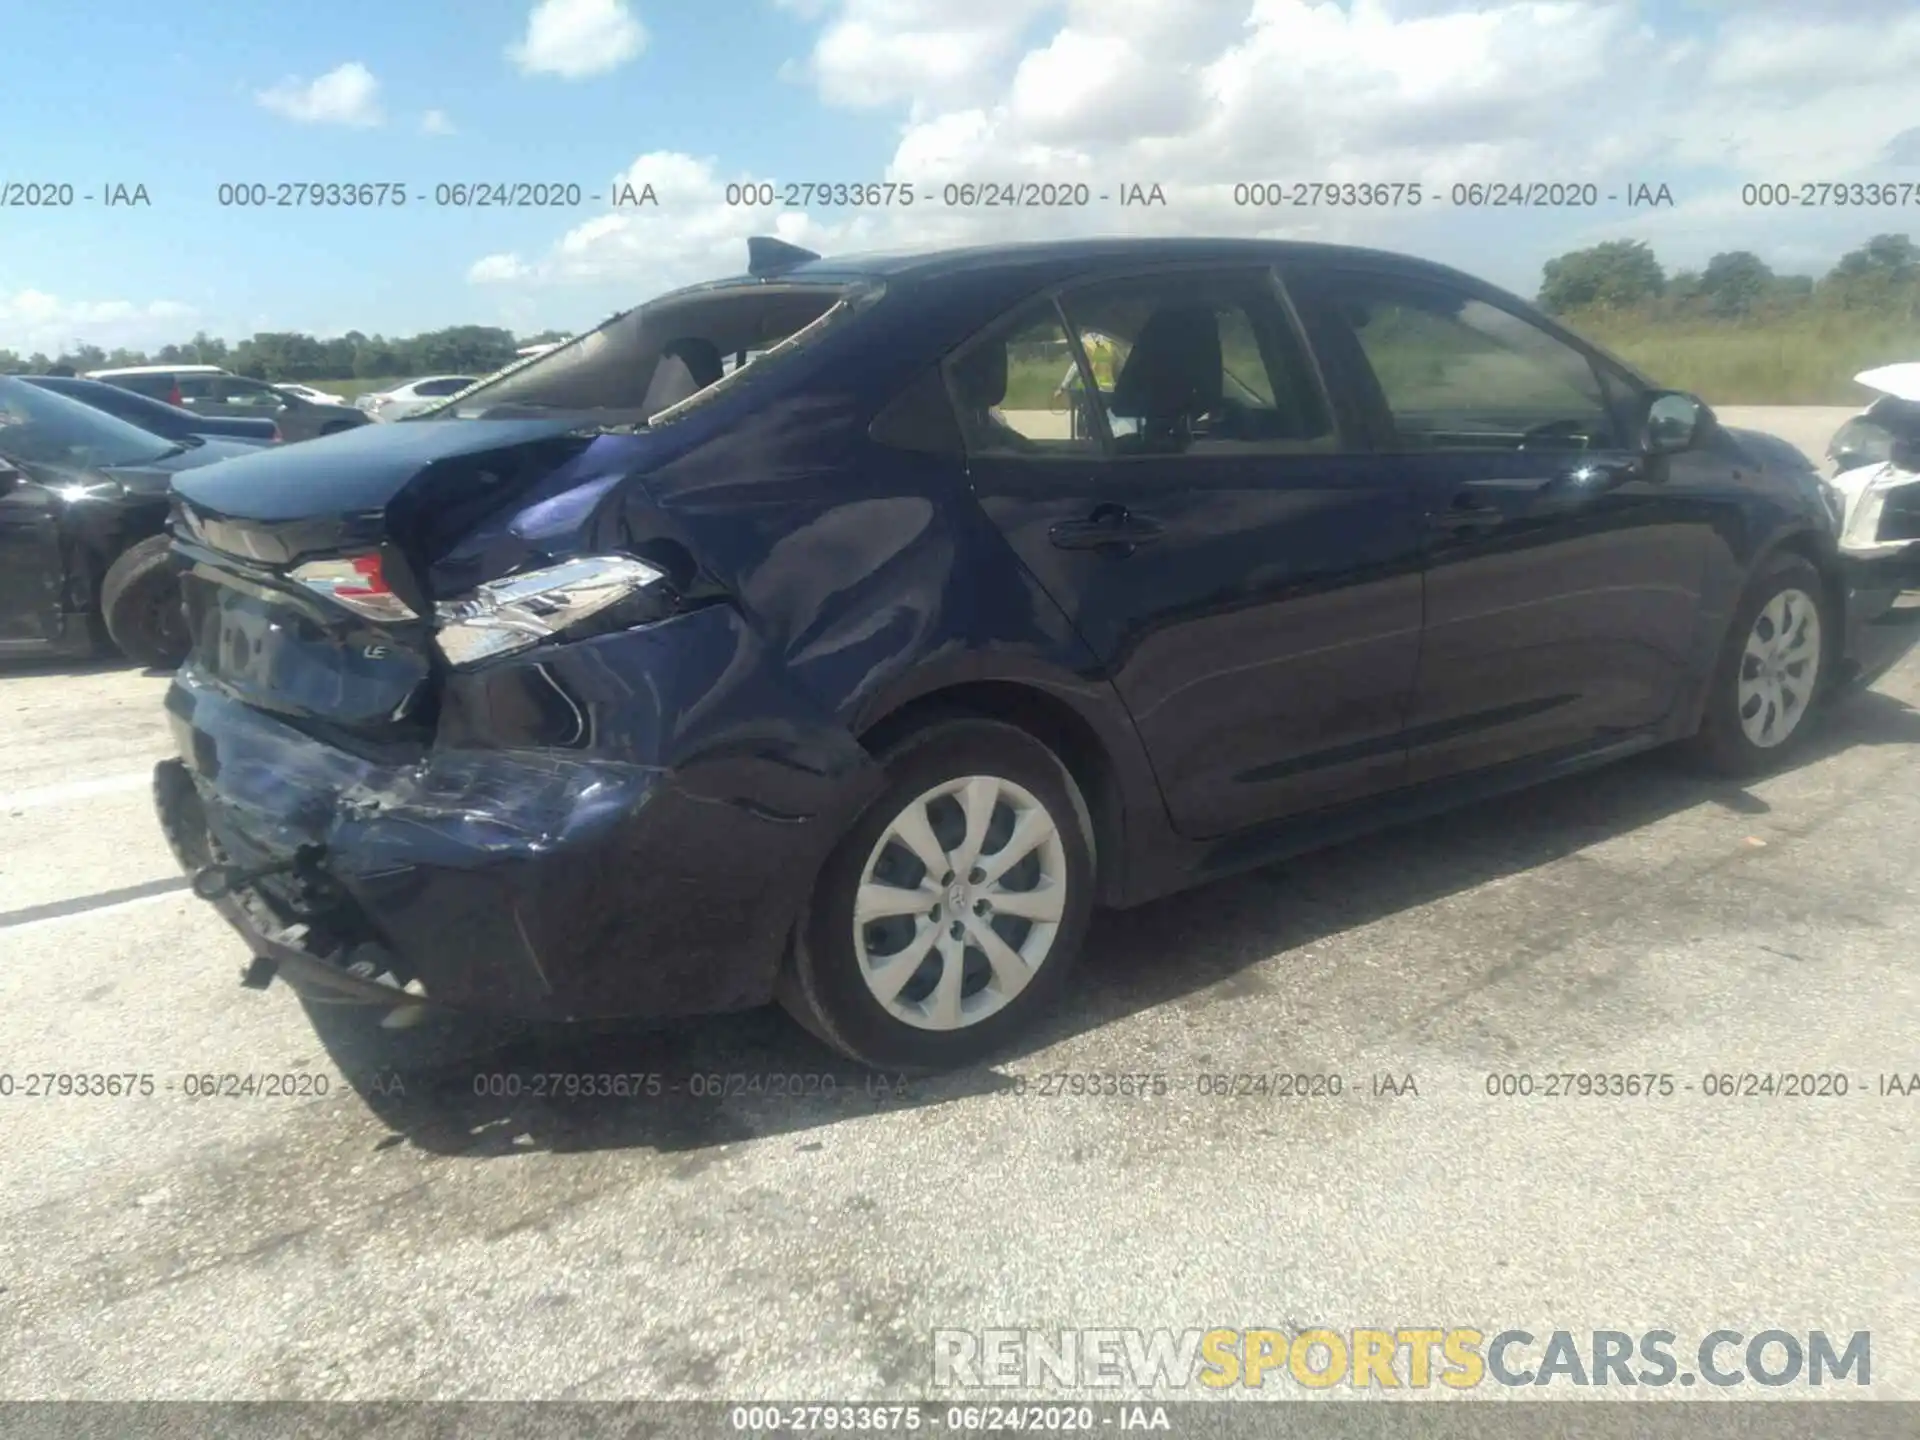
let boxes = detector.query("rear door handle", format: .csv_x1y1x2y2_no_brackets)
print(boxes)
1049,507,1165,552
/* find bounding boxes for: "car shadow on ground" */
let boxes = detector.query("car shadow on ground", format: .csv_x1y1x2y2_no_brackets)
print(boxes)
349,689,1920,1158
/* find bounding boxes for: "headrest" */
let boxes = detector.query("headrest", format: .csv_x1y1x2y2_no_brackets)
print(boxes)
950,341,1008,409
1110,307,1221,420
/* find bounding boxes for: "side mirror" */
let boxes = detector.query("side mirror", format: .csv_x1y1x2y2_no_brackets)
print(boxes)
1643,391,1708,455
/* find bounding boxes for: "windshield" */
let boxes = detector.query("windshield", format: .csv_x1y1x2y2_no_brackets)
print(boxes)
421,280,879,423
0,375,177,470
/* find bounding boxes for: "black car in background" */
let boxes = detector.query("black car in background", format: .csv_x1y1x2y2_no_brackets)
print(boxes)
89,367,369,443
0,376,258,667
151,236,1920,1105
22,374,280,445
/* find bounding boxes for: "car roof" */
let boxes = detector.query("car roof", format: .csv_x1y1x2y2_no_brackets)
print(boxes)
85,363,227,376
23,375,124,394
673,235,1505,294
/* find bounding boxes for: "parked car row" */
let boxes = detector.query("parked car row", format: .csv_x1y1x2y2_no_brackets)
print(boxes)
0,376,264,665
82,365,370,443
0,358,543,666
114,234,1920,1109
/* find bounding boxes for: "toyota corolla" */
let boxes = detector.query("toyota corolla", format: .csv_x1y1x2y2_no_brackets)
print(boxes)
151,236,1920,1102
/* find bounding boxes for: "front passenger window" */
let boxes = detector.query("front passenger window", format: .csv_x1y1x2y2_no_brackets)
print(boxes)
1325,276,1620,452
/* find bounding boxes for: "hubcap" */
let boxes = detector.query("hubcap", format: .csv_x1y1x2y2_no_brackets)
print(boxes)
853,774,1069,1031
1737,587,1821,749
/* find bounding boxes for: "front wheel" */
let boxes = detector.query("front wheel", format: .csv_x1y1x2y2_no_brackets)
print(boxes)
1691,552,1830,777
779,718,1096,1072
100,534,189,669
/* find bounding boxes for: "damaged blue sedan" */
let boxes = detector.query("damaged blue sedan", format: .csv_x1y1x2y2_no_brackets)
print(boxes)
153,235,1920,1095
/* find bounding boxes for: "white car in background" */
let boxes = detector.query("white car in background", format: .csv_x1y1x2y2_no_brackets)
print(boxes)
1825,363,1920,559
274,382,347,406
357,374,482,421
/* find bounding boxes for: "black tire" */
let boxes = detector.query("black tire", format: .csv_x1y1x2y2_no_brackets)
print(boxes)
1690,552,1831,777
100,534,189,669
778,717,1096,1072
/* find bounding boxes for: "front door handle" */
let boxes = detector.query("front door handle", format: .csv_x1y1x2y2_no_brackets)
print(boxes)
1049,505,1165,553
1425,493,1505,533
1534,458,1643,508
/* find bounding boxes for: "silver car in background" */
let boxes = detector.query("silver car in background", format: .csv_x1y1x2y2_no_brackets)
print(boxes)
357,374,481,421
274,382,347,406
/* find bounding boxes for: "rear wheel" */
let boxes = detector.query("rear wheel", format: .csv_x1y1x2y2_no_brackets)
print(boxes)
779,718,1095,1072
100,534,189,669
1691,552,1829,776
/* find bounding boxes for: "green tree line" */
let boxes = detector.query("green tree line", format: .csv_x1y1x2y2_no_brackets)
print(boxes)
1536,232,1918,320
0,326,573,381
1537,232,1920,404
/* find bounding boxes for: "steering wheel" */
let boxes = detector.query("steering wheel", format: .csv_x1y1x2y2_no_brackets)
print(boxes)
1196,395,1253,440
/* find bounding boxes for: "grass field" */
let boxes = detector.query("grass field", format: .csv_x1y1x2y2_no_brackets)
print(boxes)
1560,308,1920,405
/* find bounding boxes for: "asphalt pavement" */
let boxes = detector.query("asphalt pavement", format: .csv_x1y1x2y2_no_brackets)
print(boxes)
0,404,1913,1403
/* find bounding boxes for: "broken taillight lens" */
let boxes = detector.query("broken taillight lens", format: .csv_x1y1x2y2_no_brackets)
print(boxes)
290,553,420,623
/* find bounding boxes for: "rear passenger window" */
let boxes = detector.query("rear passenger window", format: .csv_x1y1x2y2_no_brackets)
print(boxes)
1056,271,1336,455
944,300,1100,457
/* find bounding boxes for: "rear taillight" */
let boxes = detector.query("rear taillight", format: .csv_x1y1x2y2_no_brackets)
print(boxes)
434,555,668,667
291,553,419,622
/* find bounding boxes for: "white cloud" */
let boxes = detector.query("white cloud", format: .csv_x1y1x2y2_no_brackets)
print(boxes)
469,153,838,294
508,0,648,78
785,0,1054,111
254,62,383,127
0,291,198,355
486,1,1920,304
421,109,456,135
468,254,532,284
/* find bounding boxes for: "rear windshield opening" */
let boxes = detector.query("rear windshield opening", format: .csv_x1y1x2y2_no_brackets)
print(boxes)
432,282,873,423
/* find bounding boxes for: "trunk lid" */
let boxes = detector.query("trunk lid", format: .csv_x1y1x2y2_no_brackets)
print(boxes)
169,418,647,747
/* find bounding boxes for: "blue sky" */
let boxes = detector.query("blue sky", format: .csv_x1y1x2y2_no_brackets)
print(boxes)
2,0,1916,357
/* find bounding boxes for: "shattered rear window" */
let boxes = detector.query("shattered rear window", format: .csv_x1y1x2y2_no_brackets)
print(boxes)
424,280,881,424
